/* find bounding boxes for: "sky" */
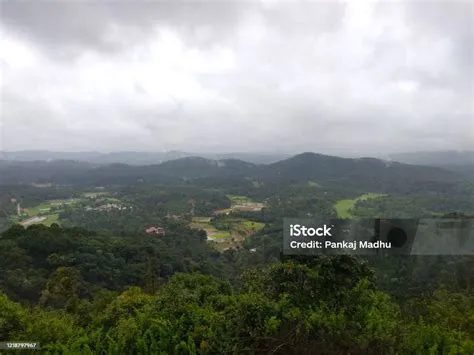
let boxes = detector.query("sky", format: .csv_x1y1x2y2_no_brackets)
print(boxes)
1,0,473,157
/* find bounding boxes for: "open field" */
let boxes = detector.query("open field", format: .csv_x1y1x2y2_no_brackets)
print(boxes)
42,214,60,226
191,216,212,223
209,218,265,252
334,193,386,219
190,216,265,249
20,216,47,227
194,195,268,250
12,193,116,228
23,199,78,217
214,208,233,215
240,220,265,231
227,195,252,205
82,191,111,198
190,217,225,240
214,195,265,215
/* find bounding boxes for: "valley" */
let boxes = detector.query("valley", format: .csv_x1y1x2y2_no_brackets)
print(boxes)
1,152,473,353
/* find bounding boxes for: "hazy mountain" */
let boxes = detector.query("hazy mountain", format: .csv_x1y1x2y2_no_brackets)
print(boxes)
2,153,471,198
388,151,474,166
387,151,474,180
0,160,98,185
0,150,288,165
252,152,468,193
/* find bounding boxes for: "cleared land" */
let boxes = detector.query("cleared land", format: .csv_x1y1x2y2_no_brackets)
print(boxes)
334,193,386,219
20,216,47,227
190,214,265,251
215,195,265,215
82,192,111,198
12,195,118,228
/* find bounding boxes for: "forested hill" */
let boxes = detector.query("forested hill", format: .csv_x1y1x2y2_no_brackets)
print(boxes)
0,152,470,194
255,153,465,187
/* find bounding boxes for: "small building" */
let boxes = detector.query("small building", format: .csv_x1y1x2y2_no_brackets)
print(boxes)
96,203,123,211
145,226,166,236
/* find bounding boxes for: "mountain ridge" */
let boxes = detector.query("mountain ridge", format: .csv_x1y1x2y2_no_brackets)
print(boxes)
1,152,471,196
0,150,290,165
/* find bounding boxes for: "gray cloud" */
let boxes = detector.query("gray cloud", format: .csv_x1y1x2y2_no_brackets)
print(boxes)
1,0,473,156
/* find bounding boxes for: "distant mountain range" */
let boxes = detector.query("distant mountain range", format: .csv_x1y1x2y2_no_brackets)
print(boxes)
3,150,472,167
388,150,474,166
1,152,472,196
0,150,290,165
387,151,474,179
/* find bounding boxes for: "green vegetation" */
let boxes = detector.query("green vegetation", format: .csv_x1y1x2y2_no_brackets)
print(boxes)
1,153,474,353
212,231,231,239
42,214,60,226
1,231,473,354
334,193,386,218
227,194,251,205
240,220,265,230
24,202,53,215
334,199,356,218
81,191,110,198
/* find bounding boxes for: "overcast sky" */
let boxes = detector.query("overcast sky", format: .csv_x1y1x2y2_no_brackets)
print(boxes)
1,0,473,156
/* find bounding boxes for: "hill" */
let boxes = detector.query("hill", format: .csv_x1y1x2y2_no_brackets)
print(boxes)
256,152,468,194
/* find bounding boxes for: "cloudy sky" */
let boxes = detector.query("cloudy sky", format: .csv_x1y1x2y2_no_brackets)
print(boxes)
1,0,473,156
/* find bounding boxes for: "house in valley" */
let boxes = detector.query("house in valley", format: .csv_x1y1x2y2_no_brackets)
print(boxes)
145,226,166,236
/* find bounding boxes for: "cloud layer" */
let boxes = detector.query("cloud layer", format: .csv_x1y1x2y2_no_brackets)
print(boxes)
1,0,473,156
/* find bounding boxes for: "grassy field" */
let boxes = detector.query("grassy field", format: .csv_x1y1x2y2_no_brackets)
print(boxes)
9,191,124,228
192,217,212,223
212,231,232,239
24,202,54,215
82,192,110,198
16,197,88,227
43,214,60,226
190,216,264,247
334,193,386,219
227,195,252,205
240,220,265,231
197,195,267,250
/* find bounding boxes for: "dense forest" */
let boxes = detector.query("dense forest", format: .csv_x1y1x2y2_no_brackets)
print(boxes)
1,224,474,354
